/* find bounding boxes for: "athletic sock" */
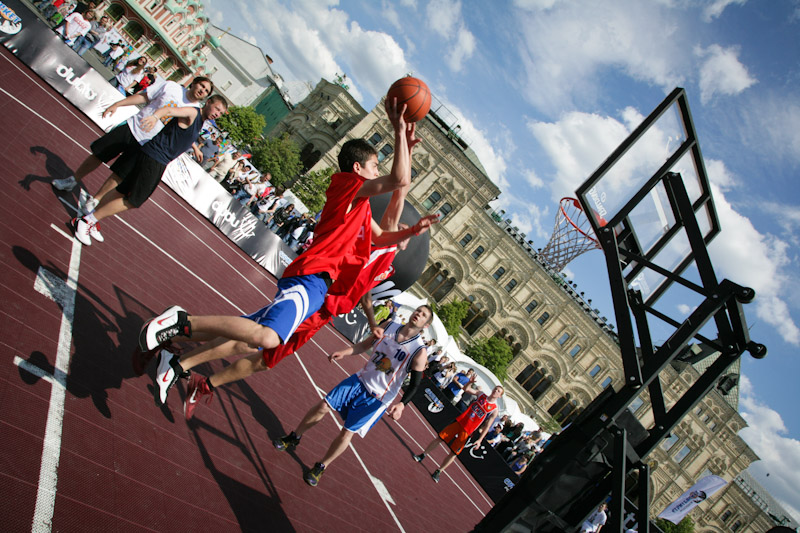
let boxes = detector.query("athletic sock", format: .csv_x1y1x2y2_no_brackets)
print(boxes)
84,212,98,223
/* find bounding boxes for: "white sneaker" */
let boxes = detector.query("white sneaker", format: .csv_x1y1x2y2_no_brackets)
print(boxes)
138,305,189,351
153,349,179,406
70,217,92,246
88,221,104,242
79,189,99,214
52,176,77,191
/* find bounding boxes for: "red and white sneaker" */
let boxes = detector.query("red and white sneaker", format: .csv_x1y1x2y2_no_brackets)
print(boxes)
131,340,172,376
184,373,214,420
70,217,92,246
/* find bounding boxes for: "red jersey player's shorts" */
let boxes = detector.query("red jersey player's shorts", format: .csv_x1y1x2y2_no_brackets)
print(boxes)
261,307,333,368
438,420,471,455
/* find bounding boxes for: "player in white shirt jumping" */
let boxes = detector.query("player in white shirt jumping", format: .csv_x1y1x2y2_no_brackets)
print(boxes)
273,305,433,487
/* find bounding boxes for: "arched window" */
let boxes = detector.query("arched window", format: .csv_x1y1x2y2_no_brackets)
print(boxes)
437,203,452,219
730,521,742,532
537,312,550,325
106,3,125,21
549,395,578,422
504,279,517,292
516,363,552,401
720,510,732,522
589,365,601,378
462,298,488,335
471,246,484,260
569,345,582,357
167,68,187,82
525,300,538,313
422,191,441,210
300,143,321,172
159,56,174,71
492,267,505,280
557,332,570,345
368,132,382,146
122,20,144,41
431,277,456,302
459,234,472,247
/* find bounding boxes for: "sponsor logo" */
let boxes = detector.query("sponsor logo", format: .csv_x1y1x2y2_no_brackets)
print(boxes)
374,265,394,282
424,387,444,413
503,478,515,492
211,200,257,241
56,65,98,100
466,440,488,460
0,2,22,35
588,186,608,219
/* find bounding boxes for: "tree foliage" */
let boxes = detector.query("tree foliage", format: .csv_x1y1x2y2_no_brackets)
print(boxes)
215,105,266,145
292,167,335,214
250,133,303,189
435,300,470,340
464,336,513,381
655,517,695,533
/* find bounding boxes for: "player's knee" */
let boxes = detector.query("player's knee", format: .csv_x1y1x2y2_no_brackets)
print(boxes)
255,327,280,350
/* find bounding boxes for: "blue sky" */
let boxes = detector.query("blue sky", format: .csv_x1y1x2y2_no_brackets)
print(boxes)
203,0,800,520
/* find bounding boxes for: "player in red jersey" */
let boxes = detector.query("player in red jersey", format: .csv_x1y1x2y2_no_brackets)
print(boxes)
412,384,505,483
137,99,438,408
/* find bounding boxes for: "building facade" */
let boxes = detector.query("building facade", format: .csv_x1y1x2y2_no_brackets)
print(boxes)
272,79,793,532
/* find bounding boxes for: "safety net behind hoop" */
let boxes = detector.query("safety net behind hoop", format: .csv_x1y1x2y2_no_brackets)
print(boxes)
539,197,600,271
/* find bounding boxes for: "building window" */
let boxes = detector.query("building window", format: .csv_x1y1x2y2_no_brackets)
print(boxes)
159,57,174,71
537,312,549,325
589,365,601,378
462,299,488,335
557,332,570,345
437,203,452,219
720,510,732,522
145,43,163,60
221,80,232,91
525,300,538,313
377,143,394,162
708,421,717,432
459,234,472,247
504,279,517,292
730,521,742,532
411,167,418,179
368,132,382,146
661,434,679,452
422,191,441,210
516,363,552,401
674,445,691,463
106,3,124,21
601,377,613,389
629,396,644,413
569,344,581,357
471,246,484,260
493,267,505,280
148,0,159,10
122,20,144,41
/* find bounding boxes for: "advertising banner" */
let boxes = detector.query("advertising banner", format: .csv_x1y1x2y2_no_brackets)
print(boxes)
0,0,136,130
410,375,519,503
658,475,727,524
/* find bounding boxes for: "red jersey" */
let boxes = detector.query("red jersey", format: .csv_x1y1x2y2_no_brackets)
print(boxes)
262,244,398,369
282,172,372,286
324,244,397,316
456,394,497,434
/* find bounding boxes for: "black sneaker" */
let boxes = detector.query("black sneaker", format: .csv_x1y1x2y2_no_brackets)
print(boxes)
412,453,425,463
431,469,441,483
304,462,325,487
273,433,301,452
139,305,189,351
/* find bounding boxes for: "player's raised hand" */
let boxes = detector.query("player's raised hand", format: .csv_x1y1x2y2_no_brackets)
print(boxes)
406,123,422,153
412,213,440,236
385,96,408,132
387,403,404,420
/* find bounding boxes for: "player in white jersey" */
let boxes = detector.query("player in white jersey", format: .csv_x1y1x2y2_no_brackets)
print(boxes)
273,305,433,487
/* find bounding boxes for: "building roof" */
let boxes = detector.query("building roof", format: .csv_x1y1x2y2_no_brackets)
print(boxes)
736,470,799,528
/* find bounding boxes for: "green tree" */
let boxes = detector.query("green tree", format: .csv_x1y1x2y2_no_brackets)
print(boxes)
435,300,470,339
464,336,513,381
250,133,303,189
655,516,695,533
215,105,266,145
292,167,335,214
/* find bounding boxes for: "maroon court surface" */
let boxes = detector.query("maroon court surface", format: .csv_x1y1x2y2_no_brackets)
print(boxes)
0,48,494,532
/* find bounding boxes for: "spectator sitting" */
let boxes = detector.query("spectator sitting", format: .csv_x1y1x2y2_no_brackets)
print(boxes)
485,423,504,448
433,362,457,388
509,454,530,476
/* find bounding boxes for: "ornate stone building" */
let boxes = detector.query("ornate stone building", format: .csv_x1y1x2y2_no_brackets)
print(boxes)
272,79,794,532
92,0,216,83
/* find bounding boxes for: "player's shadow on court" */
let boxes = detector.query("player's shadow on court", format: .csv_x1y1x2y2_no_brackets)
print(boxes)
12,245,167,420
20,146,87,216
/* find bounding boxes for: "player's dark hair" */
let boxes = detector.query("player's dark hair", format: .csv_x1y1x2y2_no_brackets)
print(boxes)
338,139,377,173
206,94,228,109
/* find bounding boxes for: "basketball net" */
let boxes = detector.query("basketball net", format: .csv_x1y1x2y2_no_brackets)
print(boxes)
539,197,601,271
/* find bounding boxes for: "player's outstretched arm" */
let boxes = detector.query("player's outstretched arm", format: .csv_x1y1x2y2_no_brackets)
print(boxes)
389,347,428,420
370,213,439,247
328,333,379,363
355,97,410,199
102,93,148,118
359,294,385,339
140,106,199,132
378,123,422,231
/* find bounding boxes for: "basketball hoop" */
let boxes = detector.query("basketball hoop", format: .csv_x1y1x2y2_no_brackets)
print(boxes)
539,197,600,271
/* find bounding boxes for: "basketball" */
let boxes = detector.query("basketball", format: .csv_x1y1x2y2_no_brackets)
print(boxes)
386,77,431,123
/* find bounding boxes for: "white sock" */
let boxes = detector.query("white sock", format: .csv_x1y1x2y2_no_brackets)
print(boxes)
84,212,98,223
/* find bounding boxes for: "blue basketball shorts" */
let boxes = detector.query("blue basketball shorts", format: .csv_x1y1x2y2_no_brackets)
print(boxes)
325,374,388,437
242,273,328,344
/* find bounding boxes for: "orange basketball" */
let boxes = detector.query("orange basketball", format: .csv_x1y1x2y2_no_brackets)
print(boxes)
386,77,431,123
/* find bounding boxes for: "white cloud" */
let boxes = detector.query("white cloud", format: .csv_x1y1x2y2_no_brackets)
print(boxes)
523,168,545,189
426,0,462,38
739,375,800,524
677,303,695,315
696,44,757,104
446,25,476,72
512,1,687,113
702,0,747,22
738,93,800,163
